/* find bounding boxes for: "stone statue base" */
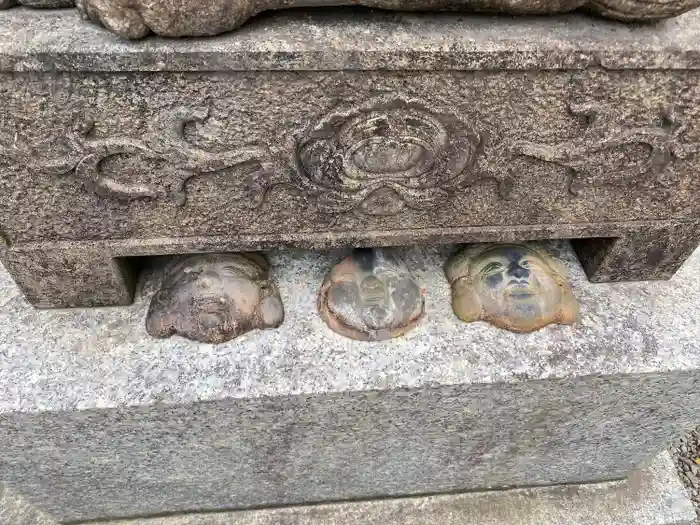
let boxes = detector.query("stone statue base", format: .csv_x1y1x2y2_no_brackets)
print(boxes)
2,244,700,521
2,8,700,308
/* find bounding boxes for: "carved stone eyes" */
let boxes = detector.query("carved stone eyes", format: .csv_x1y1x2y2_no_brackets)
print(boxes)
481,262,505,276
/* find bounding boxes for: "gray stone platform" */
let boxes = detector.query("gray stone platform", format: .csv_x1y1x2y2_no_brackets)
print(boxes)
3,7,700,71
2,242,700,522
0,453,693,525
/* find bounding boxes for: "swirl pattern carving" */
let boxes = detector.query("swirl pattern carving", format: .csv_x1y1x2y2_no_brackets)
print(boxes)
294,95,483,216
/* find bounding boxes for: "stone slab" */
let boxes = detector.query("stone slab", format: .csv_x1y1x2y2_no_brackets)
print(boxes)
3,9,700,307
0,453,693,525
3,7,700,71
2,243,700,521
100,453,695,525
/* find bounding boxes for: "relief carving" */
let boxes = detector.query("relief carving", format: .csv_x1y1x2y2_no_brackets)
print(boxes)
36,106,271,206
293,95,487,216
146,253,284,344
445,243,580,333
512,105,698,195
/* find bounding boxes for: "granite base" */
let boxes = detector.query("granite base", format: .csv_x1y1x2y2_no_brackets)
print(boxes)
2,243,700,522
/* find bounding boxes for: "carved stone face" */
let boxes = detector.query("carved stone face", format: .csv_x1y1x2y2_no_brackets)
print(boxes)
318,248,425,341
146,253,284,344
446,243,579,333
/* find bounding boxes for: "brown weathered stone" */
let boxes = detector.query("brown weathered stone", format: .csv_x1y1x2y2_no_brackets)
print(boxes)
318,248,425,341
146,253,284,344
2,10,700,307
74,0,700,38
445,243,580,333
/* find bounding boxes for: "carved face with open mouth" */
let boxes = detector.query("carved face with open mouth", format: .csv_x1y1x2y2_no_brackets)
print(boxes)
446,243,579,333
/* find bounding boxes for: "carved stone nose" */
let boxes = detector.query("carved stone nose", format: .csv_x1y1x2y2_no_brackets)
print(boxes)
508,263,529,279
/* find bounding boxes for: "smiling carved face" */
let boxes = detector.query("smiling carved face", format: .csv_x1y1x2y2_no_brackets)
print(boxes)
446,243,579,333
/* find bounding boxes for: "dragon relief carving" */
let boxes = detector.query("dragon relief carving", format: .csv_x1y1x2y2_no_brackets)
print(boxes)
512,104,699,195
264,98,699,215
20,97,700,216
35,105,272,206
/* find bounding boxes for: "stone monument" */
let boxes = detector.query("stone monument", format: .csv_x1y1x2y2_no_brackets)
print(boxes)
2,9,700,309
2,1,700,524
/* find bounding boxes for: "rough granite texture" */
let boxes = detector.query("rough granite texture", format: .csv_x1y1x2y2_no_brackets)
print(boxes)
0,453,692,525
101,453,696,525
72,0,700,39
2,243,700,522
2,9,700,306
4,8,700,71
672,428,700,524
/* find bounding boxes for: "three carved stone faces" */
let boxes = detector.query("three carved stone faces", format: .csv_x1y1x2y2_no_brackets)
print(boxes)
145,243,579,344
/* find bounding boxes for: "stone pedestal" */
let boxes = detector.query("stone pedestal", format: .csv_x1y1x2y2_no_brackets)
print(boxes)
1,242,700,522
3,9,700,307
1,454,694,525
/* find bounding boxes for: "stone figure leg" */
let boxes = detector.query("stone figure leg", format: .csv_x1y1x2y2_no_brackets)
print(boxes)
2,247,137,308
572,222,700,282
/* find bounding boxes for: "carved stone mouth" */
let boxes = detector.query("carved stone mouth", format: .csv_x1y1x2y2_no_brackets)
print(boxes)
505,283,536,298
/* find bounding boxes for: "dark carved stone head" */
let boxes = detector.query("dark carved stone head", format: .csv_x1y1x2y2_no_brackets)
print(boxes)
445,243,579,333
146,253,284,344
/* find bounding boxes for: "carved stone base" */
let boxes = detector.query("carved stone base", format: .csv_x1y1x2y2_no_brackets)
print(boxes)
572,222,700,282
1,246,136,309
318,248,425,341
2,10,700,309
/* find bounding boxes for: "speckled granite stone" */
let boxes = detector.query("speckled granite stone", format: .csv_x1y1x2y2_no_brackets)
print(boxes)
2,243,700,522
100,453,696,525
0,453,693,525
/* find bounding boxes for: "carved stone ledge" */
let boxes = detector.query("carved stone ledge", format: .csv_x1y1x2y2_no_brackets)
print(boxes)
74,0,700,38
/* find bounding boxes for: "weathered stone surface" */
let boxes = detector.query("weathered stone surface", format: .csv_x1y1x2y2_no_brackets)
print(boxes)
0,453,693,525
146,253,284,344
318,248,425,341
74,0,700,39
97,453,696,525
0,0,72,9
446,242,580,333
2,243,700,522
2,8,700,305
